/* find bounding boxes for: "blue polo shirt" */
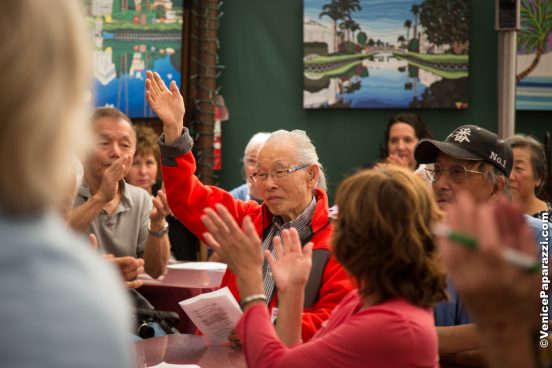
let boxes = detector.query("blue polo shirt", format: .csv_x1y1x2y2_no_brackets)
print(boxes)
434,214,550,326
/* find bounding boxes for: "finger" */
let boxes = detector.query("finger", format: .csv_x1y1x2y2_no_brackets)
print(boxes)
477,204,501,256
203,207,230,235
153,72,168,94
516,221,539,258
272,235,284,260
242,216,261,244
88,233,98,250
152,195,164,211
453,191,476,235
214,203,242,235
265,249,277,273
288,228,302,254
494,199,525,250
202,232,222,254
201,214,229,250
169,80,182,98
158,189,169,207
303,242,314,260
145,78,157,99
126,280,144,289
279,229,290,255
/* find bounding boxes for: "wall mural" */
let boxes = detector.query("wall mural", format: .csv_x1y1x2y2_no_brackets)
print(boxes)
303,0,470,109
516,0,552,111
83,0,183,118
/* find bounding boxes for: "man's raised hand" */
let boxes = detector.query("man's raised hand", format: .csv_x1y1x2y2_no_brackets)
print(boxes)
145,71,184,144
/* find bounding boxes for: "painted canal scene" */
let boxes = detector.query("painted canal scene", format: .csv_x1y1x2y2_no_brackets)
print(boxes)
304,0,470,109
83,0,183,118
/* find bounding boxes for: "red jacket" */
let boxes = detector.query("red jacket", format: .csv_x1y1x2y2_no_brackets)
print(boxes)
161,147,352,341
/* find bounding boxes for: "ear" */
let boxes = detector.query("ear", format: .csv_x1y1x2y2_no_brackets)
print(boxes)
307,164,320,188
490,175,506,199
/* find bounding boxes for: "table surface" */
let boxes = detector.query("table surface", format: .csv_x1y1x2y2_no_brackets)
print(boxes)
135,334,246,368
137,263,226,333
139,262,226,289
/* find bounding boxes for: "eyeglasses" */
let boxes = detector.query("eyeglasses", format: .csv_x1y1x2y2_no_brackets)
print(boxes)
424,163,488,183
250,163,310,183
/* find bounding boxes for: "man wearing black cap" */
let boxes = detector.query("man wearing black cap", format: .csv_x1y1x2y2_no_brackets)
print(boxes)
415,125,512,210
414,125,528,366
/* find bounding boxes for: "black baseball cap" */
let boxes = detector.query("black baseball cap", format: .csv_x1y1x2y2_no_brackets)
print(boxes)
414,125,513,176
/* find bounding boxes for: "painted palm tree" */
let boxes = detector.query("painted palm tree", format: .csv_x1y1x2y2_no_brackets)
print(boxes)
517,0,552,81
339,18,360,42
337,0,361,19
404,20,412,43
397,35,406,47
350,21,361,44
411,4,420,40
320,0,346,53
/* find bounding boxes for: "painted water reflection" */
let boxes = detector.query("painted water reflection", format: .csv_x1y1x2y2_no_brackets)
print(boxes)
304,52,468,109
84,0,183,118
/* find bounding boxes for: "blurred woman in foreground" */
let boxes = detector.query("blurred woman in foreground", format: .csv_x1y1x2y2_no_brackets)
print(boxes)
201,167,447,367
0,1,132,367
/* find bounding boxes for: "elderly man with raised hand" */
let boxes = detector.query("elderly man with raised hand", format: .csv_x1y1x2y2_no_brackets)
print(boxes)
145,70,352,344
414,124,550,367
70,107,171,279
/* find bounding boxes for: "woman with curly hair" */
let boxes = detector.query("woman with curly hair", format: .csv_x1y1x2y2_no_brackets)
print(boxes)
201,166,447,367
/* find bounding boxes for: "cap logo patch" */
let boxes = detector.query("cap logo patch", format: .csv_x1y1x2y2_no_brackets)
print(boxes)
449,128,472,143
489,151,506,168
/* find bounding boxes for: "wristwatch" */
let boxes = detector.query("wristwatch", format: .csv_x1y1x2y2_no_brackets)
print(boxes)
148,222,169,238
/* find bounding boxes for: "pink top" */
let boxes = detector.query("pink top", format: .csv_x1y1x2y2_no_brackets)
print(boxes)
235,290,439,368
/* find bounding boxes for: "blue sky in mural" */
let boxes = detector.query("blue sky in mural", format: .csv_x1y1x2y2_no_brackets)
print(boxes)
305,0,421,44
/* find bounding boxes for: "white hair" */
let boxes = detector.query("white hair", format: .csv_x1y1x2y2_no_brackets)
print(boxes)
243,132,271,164
0,0,91,214
266,130,327,191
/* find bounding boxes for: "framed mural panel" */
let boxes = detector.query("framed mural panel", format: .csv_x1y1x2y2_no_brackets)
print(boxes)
516,0,552,111
303,0,470,109
83,0,184,118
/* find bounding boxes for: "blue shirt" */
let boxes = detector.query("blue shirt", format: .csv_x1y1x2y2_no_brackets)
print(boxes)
434,214,551,326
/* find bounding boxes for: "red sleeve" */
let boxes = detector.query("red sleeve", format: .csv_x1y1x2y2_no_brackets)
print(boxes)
161,150,260,242
300,256,353,341
235,304,291,368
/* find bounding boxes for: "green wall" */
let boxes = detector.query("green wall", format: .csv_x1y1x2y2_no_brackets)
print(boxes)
217,0,551,196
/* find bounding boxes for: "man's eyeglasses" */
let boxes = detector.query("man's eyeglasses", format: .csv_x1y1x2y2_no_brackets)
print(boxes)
424,163,488,183
250,163,310,183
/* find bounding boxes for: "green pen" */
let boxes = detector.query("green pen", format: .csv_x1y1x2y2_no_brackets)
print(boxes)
432,223,541,274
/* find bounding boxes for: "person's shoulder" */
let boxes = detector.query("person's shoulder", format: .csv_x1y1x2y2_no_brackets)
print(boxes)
524,214,550,239
0,214,132,367
0,214,124,289
124,182,151,199
338,298,435,350
123,182,152,208
229,183,248,200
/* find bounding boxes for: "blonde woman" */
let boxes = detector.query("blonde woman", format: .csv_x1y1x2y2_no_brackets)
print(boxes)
0,1,132,367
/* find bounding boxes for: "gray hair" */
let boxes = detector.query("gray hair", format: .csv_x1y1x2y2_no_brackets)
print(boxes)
0,0,91,214
266,130,327,191
483,162,511,200
505,134,548,194
243,132,271,164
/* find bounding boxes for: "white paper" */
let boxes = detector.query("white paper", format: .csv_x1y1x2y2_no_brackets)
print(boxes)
179,287,242,345
168,262,227,271
148,363,200,368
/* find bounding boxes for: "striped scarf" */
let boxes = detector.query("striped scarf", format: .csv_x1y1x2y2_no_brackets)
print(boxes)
261,197,316,304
